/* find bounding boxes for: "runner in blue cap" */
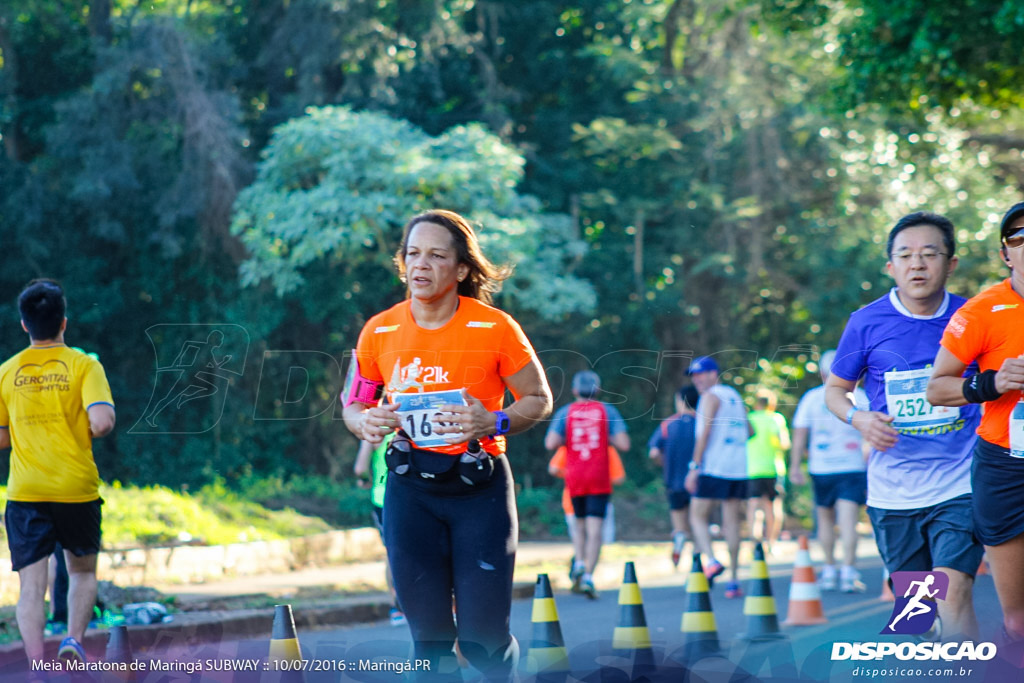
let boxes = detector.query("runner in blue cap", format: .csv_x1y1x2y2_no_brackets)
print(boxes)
683,355,751,599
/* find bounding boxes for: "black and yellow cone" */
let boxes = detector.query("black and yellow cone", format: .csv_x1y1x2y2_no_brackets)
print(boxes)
681,554,720,660
612,562,655,673
267,604,305,682
739,542,785,641
103,625,136,681
525,574,570,676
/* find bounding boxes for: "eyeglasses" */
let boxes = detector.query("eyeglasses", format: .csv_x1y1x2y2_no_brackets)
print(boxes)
1003,229,1024,249
891,250,948,264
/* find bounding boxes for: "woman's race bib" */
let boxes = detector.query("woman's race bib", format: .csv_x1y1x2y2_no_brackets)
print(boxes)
393,389,466,448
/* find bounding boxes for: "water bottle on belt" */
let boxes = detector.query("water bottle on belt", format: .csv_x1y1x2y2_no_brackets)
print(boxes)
459,439,494,485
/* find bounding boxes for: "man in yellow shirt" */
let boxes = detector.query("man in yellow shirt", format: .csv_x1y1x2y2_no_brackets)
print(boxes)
0,280,115,670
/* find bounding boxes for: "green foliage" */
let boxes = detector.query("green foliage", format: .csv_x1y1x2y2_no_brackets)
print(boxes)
1,0,1022,537
238,472,374,529
0,481,332,550
232,106,595,318
514,485,565,539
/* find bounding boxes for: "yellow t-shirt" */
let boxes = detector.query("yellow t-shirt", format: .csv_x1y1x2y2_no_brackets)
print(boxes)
0,344,114,502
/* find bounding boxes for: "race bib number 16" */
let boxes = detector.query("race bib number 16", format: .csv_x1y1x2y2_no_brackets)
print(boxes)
884,367,959,430
393,389,467,448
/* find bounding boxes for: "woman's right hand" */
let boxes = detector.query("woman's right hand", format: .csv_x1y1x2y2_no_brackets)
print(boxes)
359,403,401,444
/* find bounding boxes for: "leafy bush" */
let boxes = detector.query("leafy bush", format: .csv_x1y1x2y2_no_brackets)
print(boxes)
237,473,374,528
0,481,332,551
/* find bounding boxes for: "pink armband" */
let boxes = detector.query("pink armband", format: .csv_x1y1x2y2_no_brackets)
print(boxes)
344,360,384,406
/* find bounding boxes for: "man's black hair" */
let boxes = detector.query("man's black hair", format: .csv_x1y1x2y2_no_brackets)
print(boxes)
19,279,66,340
886,212,956,258
677,385,699,411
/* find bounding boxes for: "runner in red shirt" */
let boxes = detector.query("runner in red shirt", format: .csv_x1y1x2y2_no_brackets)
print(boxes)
545,371,629,598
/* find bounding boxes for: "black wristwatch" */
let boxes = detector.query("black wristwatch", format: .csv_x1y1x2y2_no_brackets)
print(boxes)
493,410,510,436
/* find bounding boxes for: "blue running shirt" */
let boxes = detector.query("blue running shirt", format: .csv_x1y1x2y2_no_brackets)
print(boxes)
831,289,979,510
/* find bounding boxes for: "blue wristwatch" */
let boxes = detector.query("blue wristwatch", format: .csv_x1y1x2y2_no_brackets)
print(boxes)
493,410,511,436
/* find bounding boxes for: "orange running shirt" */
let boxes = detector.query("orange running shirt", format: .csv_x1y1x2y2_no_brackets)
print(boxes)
941,279,1024,449
355,297,537,455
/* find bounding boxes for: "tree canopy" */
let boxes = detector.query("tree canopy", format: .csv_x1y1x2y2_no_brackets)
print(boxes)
0,0,1020,492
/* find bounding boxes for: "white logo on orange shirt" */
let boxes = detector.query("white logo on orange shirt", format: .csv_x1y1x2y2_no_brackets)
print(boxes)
388,358,450,393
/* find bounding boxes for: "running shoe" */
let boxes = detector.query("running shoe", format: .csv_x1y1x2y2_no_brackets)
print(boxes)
703,559,725,585
58,636,86,665
840,569,866,593
671,532,687,568
389,608,407,627
724,581,744,599
570,565,585,593
818,565,838,591
44,618,67,636
580,578,598,600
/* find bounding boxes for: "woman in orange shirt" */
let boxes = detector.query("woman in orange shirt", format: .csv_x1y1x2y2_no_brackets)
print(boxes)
343,210,552,681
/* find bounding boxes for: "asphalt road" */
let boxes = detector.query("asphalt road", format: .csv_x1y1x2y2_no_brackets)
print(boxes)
223,559,1008,682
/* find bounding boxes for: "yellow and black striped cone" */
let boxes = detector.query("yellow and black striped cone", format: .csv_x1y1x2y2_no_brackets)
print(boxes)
681,553,720,660
612,561,655,673
739,542,785,641
267,604,305,682
525,574,570,677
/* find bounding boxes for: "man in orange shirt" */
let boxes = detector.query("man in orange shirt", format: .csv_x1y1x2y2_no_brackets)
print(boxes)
928,201,1024,658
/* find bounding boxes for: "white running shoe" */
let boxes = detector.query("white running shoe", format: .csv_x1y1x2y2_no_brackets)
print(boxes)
840,567,866,593
819,565,838,591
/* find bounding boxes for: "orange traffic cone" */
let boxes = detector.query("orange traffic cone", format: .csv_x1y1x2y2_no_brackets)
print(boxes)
977,554,989,576
879,568,895,602
782,535,827,626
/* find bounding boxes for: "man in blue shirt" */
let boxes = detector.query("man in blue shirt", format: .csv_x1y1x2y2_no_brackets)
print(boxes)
648,385,699,567
825,212,983,640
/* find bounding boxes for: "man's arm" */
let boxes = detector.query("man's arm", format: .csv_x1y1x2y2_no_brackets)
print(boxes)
648,446,664,466
0,428,8,450
927,346,1024,406
825,374,897,451
353,440,374,487
684,392,720,493
88,404,116,438
610,430,630,452
545,430,564,451
789,427,808,485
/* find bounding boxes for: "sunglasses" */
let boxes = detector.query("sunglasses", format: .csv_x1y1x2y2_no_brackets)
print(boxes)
1004,228,1024,249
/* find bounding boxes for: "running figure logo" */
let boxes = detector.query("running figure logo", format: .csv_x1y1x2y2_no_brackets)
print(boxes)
132,324,250,434
882,571,949,635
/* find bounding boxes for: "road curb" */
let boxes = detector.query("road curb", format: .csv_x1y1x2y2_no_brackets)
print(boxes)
0,583,536,660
